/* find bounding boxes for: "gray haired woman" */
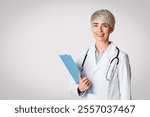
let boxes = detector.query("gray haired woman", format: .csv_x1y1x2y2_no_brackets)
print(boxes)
70,9,131,100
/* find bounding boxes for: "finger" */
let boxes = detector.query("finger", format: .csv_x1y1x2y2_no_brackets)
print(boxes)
81,79,88,84
84,80,91,86
82,80,90,87
81,77,88,82
84,84,91,90
79,76,82,82
86,82,91,87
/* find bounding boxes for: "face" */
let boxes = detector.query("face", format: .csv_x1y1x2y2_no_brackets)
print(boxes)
91,19,113,42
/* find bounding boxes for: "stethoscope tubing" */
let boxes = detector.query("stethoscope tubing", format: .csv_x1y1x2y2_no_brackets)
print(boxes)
81,46,120,80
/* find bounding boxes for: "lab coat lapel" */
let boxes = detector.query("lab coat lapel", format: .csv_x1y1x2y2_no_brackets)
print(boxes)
88,45,97,69
92,43,117,75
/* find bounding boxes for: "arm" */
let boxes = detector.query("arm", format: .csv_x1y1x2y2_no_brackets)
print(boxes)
69,51,91,96
118,54,132,100
69,75,91,96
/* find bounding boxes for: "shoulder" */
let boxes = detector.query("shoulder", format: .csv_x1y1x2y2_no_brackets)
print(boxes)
110,41,130,65
118,49,130,66
76,44,94,60
75,49,89,69
117,48,131,77
75,44,94,69
118,49,129,60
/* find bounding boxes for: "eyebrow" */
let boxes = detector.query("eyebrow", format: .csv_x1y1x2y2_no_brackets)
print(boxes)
92,23,99,25
92,23,108,25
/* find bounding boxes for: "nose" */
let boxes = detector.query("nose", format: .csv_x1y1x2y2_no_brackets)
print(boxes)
99,26,103,32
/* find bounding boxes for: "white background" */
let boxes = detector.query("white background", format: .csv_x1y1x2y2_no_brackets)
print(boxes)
0,0,150,99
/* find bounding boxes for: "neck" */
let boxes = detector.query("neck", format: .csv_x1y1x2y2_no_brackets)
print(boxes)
95,40,110,53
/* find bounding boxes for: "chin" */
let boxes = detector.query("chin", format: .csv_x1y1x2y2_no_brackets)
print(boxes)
96,37,105,42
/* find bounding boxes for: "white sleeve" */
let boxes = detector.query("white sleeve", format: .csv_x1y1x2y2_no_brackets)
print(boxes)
68,78,80,96
69,79,86,96
118,54,132,100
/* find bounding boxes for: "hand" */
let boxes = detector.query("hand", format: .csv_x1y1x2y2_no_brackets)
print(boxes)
78,76,91,93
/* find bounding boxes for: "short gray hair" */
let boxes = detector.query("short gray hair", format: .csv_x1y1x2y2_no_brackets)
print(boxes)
91,9,115,29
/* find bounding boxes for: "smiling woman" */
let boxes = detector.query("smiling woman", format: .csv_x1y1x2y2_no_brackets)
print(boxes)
91,10,115,51
69,9,132,100
0,0,149,100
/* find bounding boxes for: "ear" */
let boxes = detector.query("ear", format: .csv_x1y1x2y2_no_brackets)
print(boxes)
109,27,114,33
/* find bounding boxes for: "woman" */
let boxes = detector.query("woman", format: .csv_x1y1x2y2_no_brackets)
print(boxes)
70,9,131,100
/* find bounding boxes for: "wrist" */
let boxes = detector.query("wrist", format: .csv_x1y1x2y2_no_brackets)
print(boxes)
77,87,82,94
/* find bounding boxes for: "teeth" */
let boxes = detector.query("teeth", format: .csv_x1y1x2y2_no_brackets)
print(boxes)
96,33,103,37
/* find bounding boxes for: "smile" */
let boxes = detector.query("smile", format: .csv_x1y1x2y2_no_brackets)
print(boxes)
96,33,104,37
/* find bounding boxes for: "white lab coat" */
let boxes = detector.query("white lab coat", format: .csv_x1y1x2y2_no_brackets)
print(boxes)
69,42,131,100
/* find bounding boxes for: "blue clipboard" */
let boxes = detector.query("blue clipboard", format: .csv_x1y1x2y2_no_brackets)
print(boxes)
59,54,93,94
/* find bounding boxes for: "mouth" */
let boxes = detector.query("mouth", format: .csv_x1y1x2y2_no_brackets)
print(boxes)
96,33,104,37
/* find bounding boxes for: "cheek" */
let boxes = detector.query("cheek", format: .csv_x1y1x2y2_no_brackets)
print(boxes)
92,27,98,33
91,31,96,37
104,29,110,35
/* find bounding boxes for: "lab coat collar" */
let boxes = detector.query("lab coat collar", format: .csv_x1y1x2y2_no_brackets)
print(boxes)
91,42,117,74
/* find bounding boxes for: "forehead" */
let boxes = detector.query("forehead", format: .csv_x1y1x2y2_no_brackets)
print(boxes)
91,19,108,25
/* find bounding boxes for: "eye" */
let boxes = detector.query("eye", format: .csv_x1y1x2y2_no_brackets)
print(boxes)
93,24,98,27
103,24,108,28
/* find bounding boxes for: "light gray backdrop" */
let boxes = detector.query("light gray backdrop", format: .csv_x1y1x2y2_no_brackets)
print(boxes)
0,0,150,99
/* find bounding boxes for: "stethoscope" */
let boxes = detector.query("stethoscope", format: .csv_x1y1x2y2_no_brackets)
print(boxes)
81,47,120,81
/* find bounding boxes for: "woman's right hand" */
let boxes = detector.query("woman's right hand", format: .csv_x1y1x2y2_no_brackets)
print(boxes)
78,76,91,93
